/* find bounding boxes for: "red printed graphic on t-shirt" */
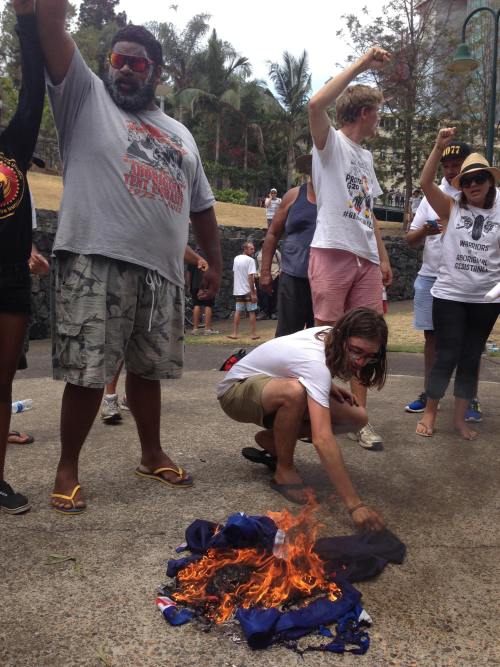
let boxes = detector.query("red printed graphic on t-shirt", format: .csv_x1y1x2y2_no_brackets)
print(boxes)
123,121,188,213
0,154,24,219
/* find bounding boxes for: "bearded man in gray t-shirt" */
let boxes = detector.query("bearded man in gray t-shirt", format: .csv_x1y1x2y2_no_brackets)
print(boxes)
35,2,222,514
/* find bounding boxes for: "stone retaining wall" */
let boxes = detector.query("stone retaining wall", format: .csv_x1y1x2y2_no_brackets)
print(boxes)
29,211,422,338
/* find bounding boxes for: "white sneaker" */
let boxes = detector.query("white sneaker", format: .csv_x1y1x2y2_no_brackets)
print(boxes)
119,396,130,411
348,423,384,451
101,394,122,424
204,328,220,335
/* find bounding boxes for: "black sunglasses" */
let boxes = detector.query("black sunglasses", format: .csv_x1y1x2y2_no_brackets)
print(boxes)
459,171,490,188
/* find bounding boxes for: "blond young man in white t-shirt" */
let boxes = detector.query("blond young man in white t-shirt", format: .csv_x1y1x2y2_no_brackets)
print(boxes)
307,46,393,451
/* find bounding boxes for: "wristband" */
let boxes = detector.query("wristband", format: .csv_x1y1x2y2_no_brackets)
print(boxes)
348,502,365,515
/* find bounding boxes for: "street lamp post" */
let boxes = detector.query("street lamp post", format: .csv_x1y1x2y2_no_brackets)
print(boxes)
449,5,499,164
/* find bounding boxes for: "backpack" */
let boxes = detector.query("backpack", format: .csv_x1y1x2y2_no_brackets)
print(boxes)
219,348,247,372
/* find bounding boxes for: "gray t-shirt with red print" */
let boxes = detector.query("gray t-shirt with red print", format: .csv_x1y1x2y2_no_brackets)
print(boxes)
47,47,214,287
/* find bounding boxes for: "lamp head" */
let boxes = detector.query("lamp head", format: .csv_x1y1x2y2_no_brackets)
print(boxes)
449,43,479,73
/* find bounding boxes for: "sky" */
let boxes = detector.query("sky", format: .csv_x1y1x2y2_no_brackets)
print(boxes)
110,0,378,94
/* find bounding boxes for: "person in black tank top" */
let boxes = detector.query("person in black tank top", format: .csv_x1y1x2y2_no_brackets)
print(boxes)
259,155,317,336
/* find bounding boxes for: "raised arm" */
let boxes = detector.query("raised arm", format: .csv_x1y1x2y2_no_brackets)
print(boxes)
308,46,391,150
420,128,456,220
190,207,222,300
260,187,298,293
36,0,75,84
1,1,45,167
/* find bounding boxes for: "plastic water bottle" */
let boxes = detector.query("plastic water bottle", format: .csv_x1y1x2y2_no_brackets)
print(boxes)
272,529,289,560
11,399,33,414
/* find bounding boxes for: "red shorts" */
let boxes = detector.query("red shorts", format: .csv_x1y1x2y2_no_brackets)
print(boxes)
308,248,383,323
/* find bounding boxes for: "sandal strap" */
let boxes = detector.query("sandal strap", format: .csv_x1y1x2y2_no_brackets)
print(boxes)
152,466,185,479
51,484,81,505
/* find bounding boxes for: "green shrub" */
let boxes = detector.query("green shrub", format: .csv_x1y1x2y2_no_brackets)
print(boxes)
213,188,248,205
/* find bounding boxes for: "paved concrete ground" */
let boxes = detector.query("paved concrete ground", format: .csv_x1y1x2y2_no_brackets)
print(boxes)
2,340,500,667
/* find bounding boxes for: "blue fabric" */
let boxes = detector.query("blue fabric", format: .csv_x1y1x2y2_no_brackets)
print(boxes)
167,514,278,577
161,605,194,626
235,582,362,649
281,183,317,278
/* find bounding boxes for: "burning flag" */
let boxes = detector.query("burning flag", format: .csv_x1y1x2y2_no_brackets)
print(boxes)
156,500,405,654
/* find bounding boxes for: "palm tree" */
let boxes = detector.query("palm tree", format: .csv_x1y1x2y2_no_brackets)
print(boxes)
178,30,251,163
268,50,311,189
146,15,210,122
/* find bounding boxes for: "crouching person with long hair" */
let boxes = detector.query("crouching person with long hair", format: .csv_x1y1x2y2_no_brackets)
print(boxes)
217,307,387,531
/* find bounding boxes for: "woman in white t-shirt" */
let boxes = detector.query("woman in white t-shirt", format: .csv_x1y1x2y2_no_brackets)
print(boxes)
217,307,388,531
417,128,500,440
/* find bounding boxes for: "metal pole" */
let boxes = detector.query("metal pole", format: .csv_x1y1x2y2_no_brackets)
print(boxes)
486,11,499,164
460,7,500,164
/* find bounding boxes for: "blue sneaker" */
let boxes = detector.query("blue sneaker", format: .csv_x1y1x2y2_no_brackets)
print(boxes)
465,398,482,423
405,392,427,413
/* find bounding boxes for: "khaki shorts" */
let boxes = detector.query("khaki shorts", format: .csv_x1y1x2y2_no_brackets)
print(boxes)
218,374,274,427
51,252,184,388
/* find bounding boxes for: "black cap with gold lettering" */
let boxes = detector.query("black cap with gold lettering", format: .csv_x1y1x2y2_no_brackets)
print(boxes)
441,141,471,162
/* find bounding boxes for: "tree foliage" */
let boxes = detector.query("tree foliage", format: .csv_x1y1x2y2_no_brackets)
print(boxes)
267,50,311,189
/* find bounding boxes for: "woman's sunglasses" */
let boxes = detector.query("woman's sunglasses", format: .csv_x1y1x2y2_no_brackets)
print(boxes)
459,171,490,188
108,52,154,73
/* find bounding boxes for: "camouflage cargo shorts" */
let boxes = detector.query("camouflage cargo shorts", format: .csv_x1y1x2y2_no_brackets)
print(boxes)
51,252,184,388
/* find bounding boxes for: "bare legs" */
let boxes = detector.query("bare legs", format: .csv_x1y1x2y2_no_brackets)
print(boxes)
229,310,241,338
255,378,367,501
229,309,259,339
104,360,123,395
0,313,28,481
52,370,188,511
126,371,188,479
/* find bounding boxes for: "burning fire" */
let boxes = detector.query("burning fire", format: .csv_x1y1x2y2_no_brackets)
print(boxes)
172,499,341,623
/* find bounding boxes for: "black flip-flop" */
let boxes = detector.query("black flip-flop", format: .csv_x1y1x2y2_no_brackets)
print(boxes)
241,447,277,472
269,479,308,505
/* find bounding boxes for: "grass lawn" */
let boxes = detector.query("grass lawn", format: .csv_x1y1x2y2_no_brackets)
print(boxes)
28,171,404,234
187,299,500,352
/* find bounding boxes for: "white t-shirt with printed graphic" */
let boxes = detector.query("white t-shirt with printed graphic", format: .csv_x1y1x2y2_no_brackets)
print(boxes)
431,196,500,303
217,326,333,407
411,177,460,278
311,127,383,265
47,48,214,287
233,254,257,295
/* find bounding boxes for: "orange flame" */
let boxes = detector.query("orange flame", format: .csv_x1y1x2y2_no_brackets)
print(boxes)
172,498,341,623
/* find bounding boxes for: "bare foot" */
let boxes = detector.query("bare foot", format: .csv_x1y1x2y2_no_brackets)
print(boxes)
138,452,192,485
454,422,478,440
416,418,434,437
251,335,260,340
227,335,239,339
51,474,86,512
255,429,276,456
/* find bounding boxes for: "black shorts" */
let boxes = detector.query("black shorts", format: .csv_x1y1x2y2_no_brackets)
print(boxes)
0,261,31,315
191,290,215,308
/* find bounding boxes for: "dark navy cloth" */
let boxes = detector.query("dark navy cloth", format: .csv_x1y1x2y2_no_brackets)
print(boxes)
314,529,406,582
236,581,362,649
281,183,317,278
167,513,278,577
